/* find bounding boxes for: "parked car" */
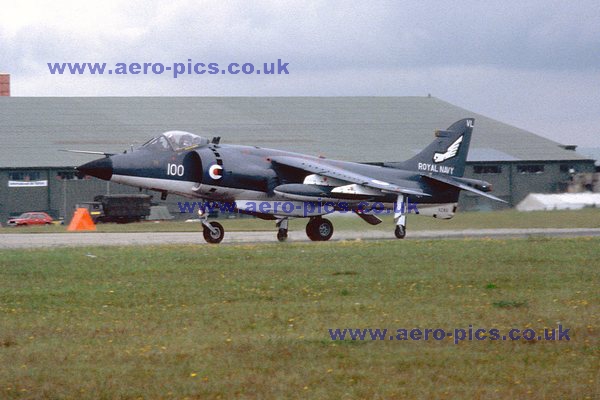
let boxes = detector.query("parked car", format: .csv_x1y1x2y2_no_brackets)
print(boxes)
6,212,53,227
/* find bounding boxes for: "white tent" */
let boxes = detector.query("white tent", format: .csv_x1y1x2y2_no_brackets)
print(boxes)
516,193,600,211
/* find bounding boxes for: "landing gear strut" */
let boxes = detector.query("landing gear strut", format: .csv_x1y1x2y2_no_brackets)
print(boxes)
276,217,289,242
198,206,224,244
394,194,407,239
306,217,334,241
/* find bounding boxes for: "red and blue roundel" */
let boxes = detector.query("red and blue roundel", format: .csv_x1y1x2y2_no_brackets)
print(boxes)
208,164,223,180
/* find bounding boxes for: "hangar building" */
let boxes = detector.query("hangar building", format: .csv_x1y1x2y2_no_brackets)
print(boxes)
0,96,596,222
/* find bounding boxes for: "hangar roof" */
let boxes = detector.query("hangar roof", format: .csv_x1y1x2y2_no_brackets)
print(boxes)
0,96,592,168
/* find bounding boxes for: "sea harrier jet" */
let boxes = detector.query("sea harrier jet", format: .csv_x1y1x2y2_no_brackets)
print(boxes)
72,118,505,243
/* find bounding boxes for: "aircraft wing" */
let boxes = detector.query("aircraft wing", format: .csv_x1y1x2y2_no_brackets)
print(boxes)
422,174,508,203
271,156,430,197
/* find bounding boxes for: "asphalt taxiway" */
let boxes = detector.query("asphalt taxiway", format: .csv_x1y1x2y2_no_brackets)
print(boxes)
1,228,600,249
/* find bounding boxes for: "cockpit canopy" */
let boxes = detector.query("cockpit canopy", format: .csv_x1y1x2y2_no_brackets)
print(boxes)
143,131,210,151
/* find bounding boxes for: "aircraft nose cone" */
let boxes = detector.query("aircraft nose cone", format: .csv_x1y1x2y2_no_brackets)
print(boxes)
77,157,113,180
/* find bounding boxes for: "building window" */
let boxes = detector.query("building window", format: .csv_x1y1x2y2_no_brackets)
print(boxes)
473,165,502,174
56,171,80,180
9,171,41,181
560,164,576,173
517,164,544,174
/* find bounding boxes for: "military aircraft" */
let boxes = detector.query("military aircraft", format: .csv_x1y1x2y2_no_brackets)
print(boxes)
72,118,505,244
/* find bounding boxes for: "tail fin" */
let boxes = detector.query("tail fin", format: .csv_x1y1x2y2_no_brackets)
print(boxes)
395,118,474,177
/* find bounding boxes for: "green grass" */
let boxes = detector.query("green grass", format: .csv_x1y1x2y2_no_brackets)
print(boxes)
0,238,598,399
2,208,600,234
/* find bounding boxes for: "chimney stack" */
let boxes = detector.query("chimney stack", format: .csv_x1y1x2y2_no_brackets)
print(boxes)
0,74,10,96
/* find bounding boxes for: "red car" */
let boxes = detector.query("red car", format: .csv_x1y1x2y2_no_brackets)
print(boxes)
7,212,53,227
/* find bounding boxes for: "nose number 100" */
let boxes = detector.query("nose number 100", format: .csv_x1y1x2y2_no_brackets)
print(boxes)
167,163,184,177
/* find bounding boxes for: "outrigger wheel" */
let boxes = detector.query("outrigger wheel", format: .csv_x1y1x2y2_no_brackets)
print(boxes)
394,225,406,239
394,194,407,239
276,218,289,242
306,217,334,241
277,228,288,242
203,221,224,244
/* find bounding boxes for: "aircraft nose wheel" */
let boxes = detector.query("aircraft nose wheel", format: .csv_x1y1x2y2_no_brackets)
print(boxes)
203,221,224,244
394,225,406,239
306,217,334,241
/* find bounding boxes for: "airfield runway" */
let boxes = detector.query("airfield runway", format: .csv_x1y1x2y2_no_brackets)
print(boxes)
1,227,600,249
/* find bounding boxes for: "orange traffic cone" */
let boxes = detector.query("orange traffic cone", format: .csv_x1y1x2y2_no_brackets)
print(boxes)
68,208,97,231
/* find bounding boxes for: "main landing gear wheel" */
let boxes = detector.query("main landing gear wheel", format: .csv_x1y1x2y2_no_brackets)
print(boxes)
394,225,406,239
203,221,224,244
277,228,288,242
306,218,334,241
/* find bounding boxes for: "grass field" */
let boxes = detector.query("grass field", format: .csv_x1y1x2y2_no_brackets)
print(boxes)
2,208,600,234
0,238,598,399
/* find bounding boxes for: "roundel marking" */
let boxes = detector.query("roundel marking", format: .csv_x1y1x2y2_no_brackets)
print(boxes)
208,164,223,180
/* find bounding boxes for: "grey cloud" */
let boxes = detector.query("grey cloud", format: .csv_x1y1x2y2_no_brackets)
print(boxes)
3,1,599,76
2,1,599,147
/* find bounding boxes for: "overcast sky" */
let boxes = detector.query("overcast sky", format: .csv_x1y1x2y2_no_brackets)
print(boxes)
1,0,599,147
